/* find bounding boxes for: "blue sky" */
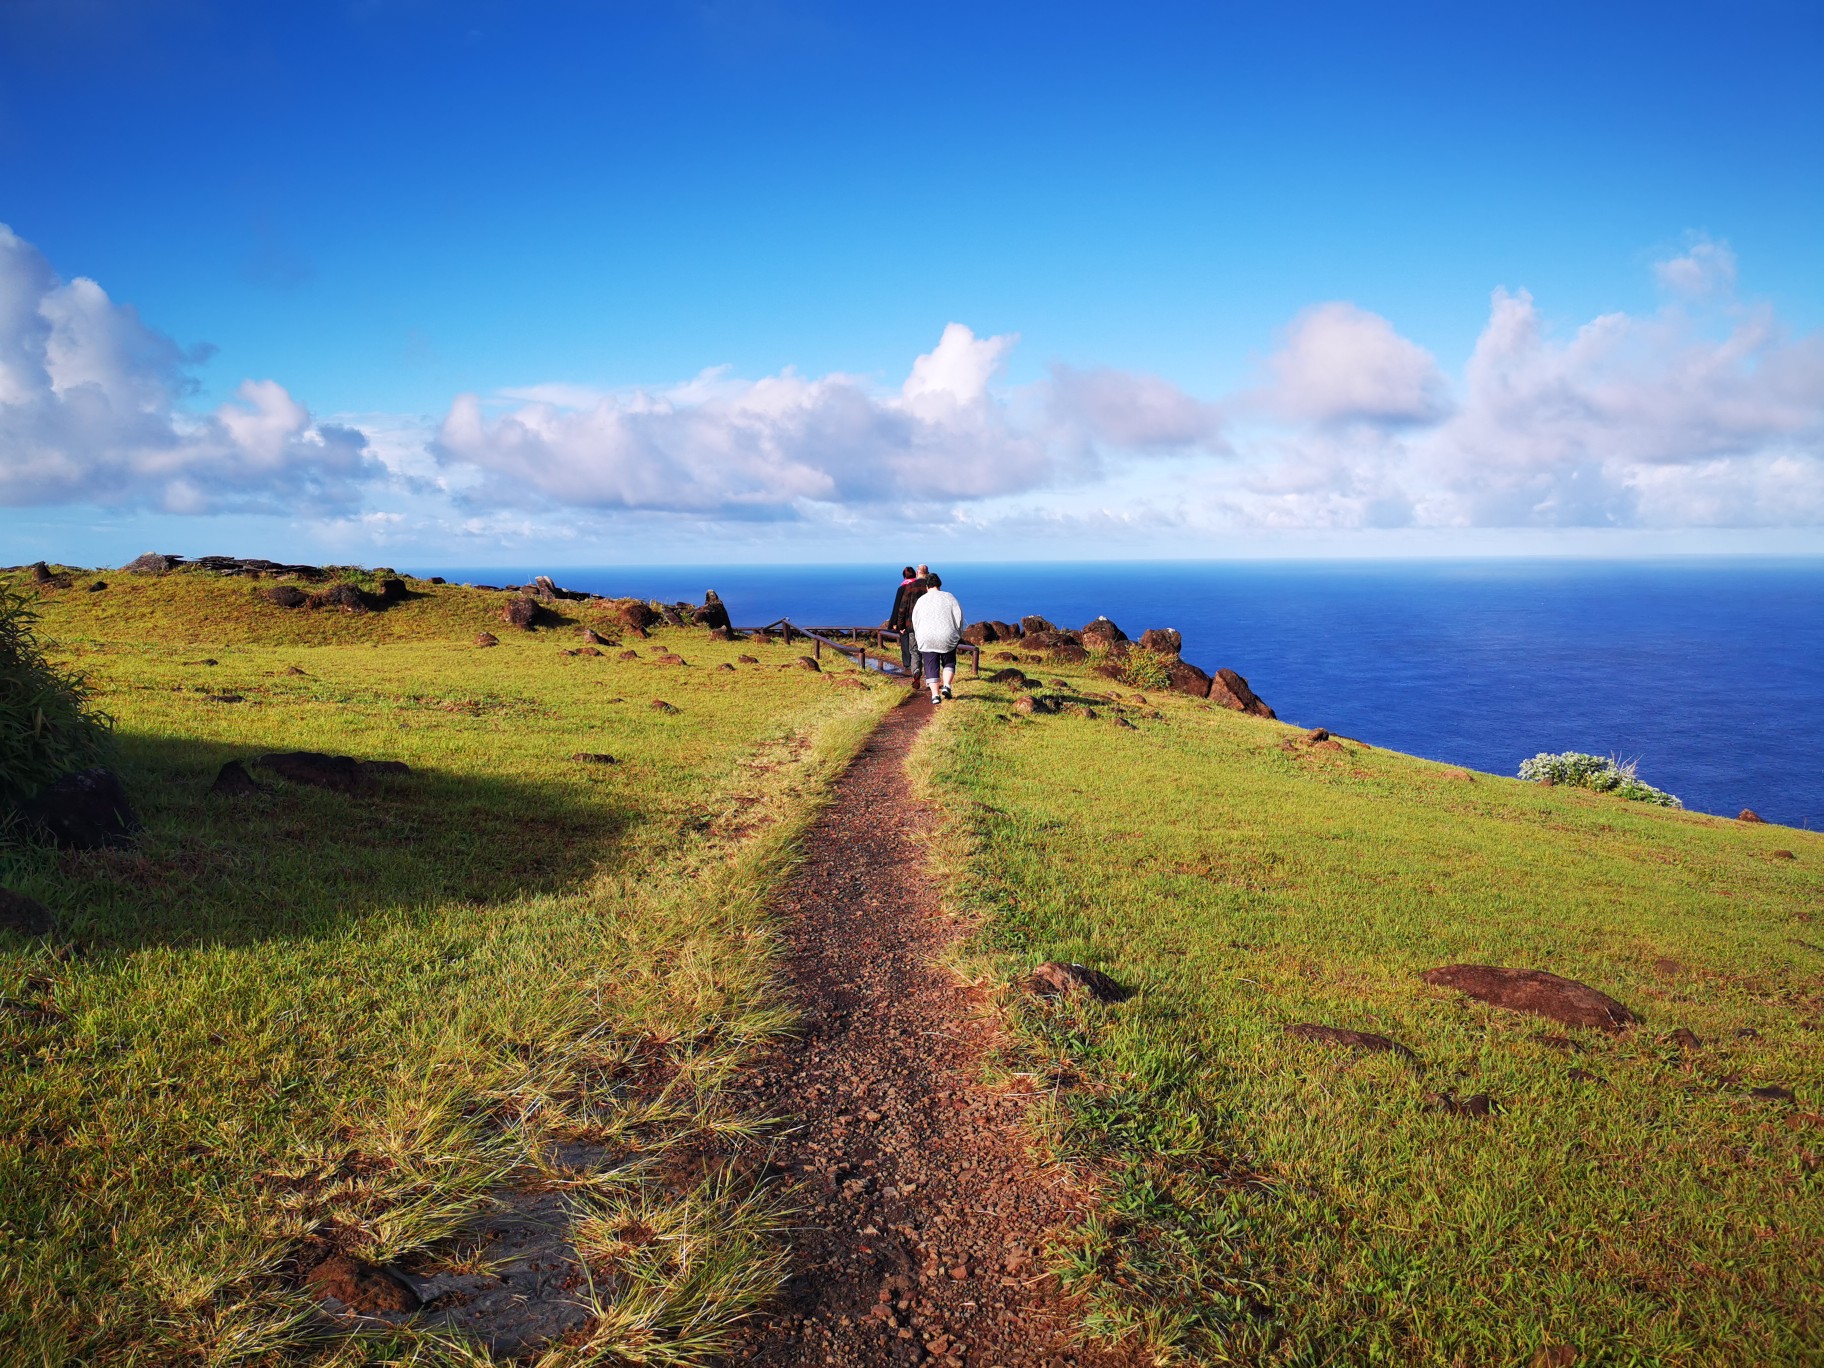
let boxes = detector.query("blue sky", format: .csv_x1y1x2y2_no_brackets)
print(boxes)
3,0,1821,566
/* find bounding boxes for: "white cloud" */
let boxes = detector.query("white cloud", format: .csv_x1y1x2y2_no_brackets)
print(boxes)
0,222,373,514
1654,235,1738,297
1046,364,1224,451
1261,301,1449,425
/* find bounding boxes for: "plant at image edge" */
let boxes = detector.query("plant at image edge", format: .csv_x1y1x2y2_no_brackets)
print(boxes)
0,586,112,811
1517,751,1682,807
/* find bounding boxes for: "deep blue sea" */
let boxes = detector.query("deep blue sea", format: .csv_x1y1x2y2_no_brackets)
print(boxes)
421,560,1824,829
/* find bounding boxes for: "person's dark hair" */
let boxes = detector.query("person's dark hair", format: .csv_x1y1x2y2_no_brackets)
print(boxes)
901,566,915,578
925,572,942,589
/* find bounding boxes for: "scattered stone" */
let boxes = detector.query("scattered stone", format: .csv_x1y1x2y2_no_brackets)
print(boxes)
718,662,736,671
303,1254,420,1315
989,667,1029,686
86,580,106,592
747,629,774,644
570,752,617,764
1738,809,1766,823
1209,667,1275,717
650,700,679,714
124,552,178,574
475,632,499,647
1166,659,1213,699
1735,1027,1762,1040
1424,1090,1497,1117
1080,616,1127,648
204,693,244,704
961,621,998,645
255,751,364,792
618,649,640,661
611,599,660,631
1028,961,1126,1003
0,888,56,937
370,576,408,604
1285,1023,1418,1062
707,625,734,642
1749,1085,1796,1103
1663,1028,1703,1051
1019,615,1056,635
569,646,604,658
738,654,759,664
429,576,446,584
210,760,264,796
1422,965,1638,1031
1137,627,1181,656
1112,715,1137,729
311,583,369,613
502,596,540,629
693,590,732,631
796,656,822,672
263,585,309,608
25,768,140,849
1770,849,1797,860
580,626,610,645
653,652,687,666
1564,1068,1608,1086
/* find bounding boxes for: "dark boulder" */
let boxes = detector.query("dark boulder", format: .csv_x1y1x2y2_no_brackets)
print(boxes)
747,629,774,644
429,576,446,584
706,625,733,642
1771,849,1797,860
86,580,106,592
1286,1024,1418,1062
475,632,500,647
310,583,369,613
1028,961,1127,1003
0,888,56,937
1209,667,1275,718
737,654,759,664
660,605,688,627
796,655,821,672
1662,1028,1703,1051
303,1254,420,1315
210,760,264,796
692,591,732,631
1049,643,1088,664
28,561,51,582
580,627,610,646
1080,617,1126,648
1019,615,1056,635
618,649,640,661
1738,809,1766,823
256,751,364,792
649,699,679,714
1166,660,1213,699
502,596,540,629
1305,728,1330,742
960,621,997,645
611,600,660,631
1013,694,1059,716
264,585,309,608
26,768,140,849
988,667,1029,686
1138,628,1182,657
124,552,180,575
371,576,408,604
1422,965,1638,1032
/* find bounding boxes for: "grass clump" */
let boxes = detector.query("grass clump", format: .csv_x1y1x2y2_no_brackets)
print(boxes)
917,668,1822,1366
0,583,112,811
1518,750,1683,807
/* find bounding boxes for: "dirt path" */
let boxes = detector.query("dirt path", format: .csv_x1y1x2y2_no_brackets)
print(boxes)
724,697,1141,1368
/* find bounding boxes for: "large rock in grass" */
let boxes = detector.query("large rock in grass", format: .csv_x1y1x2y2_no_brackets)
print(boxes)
1138,628,1181,657
1285,1023,1418,1063
1422,965,1638,1032
210,760,265,796
370,576,408,604
1209,667,1274,718
124,552,180,575
502,596,540,629
1080,617,1126,649
264,585,309,608
1028,961,1127,1002
0,887,57,937
1166,660,1213,699
1019,615,1056,636
611,600,659,632
692,591,732,631
961,621,997,645
310,583,369,613
26,768,140,849
256,752,365,792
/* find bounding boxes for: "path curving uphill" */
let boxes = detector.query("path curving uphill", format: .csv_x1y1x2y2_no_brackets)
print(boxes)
726,699,1141,1368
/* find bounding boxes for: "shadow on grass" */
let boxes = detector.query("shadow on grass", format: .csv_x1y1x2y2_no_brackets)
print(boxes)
0,730,632,952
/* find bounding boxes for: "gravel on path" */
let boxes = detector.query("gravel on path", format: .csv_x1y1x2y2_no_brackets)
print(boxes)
725,695,1143,1368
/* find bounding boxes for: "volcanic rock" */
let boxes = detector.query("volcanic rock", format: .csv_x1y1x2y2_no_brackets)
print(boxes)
707,625,733,642
1662,1028,1703,1051
1771,849,1797,860
611,600,659,631
475,632,499,647
125,552,179,574
210,760,264,796
1019,615,1056,635
1749,1085,1796,1103
256,751,364,792
618,650,639,661
1285,1023,1418,1062
86,581,106,592
0,888,56,937
28,561,50,583
25,768,140,849
692,590,732,631
737,654,759,664
1080,616,1126,648
1306,728,1330,742
502,596,540,629
1166,660,1212,699
961,622,997,645
1048,643,1088,664
303,1255,420,1315
1738,809,1766,823
264,585,309,608
579,627,611,645
371,577,408,604
796,655,822,672
1137,628,1182,657
311,583,368,613
1422,965,1638,1031
988,667,1029,686
650,700,679,714
1209,667,1275,718
1028,961,1126,1003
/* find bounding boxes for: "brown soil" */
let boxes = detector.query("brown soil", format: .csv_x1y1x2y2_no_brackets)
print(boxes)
725,697,1142,1368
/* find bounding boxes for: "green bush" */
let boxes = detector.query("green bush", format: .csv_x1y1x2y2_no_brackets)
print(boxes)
1517,751,1682,807
1117,647,1175,691
0,585,113,809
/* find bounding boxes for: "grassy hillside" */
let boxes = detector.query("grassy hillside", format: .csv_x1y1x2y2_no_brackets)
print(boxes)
917,667,1821,1366
0,568,898,1364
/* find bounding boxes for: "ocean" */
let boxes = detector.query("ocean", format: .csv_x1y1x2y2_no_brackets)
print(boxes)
420,560,1824,829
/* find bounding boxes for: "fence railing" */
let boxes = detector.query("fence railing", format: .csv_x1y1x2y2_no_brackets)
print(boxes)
731,619,982,678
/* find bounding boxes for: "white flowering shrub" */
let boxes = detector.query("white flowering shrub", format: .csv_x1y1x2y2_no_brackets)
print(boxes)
1518,751,1682,808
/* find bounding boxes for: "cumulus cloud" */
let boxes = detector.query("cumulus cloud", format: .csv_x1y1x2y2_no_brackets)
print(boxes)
436,324,1088,515
1654,235,1738,297
1047,364,1224,451
0,223,372,513
1229,277,1824,530
1261,301,1449,425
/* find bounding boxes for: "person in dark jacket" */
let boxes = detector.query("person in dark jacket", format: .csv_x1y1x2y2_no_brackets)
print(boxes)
885,564,928,675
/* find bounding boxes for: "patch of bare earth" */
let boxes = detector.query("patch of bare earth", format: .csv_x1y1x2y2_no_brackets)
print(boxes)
726,697,1142,1368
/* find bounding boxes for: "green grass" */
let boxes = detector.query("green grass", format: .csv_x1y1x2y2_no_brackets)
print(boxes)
916,674,1823,1366
0,569,897,1364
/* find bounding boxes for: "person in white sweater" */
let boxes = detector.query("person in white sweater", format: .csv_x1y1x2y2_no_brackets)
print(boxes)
909,571,964,704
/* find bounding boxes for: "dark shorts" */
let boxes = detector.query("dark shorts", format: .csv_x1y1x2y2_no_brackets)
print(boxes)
920,649,957,680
